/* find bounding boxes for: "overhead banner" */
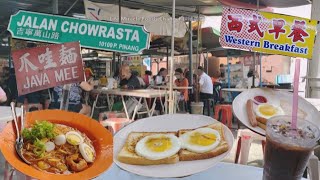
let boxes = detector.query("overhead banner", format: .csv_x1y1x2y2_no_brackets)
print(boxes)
220,7,317,59
12,42,84,96
8,10,150,54
84,0,187,38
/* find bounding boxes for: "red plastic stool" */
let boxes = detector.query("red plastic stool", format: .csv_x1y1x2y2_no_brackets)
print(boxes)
214,104,233,129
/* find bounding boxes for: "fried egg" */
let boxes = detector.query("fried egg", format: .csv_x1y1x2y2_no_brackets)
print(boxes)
135,134,181,160
179,128,221,153
255,103,284,119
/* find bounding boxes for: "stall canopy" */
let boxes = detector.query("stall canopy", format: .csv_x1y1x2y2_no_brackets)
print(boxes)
84,0,187,38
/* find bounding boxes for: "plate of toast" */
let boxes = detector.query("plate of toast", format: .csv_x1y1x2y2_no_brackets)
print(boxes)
233,88,320,136
113,114,234,178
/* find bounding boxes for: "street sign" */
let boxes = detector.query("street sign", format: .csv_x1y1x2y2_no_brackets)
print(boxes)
220,7,317,59
8,10,150,54
12,42,84,96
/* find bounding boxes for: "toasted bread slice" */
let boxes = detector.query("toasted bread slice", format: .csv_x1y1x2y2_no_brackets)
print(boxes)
117,132,179,165
178,123,229,161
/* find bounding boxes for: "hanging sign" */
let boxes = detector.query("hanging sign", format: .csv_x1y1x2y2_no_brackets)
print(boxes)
8,10,150,54
12,42,84,96
220,7,317,59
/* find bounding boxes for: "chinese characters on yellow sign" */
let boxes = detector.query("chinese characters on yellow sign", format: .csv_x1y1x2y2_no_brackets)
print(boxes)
220,7,317,59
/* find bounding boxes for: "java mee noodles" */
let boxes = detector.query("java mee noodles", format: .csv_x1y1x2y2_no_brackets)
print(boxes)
21,121,96,174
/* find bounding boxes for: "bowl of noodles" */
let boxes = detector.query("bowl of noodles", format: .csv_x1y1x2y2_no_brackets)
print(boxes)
0,110,113,180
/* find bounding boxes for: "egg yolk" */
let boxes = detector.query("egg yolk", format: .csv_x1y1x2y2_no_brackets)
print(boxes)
145,138,172,152
85,147,94,161
67,135,81,145
259,105,277,116
189,132,216,146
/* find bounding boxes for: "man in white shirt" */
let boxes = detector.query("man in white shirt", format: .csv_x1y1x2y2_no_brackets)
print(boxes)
196,66,213,115
197,66,213,99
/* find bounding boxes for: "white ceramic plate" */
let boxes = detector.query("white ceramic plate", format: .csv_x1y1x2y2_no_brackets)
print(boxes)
113,114,234,178
233,88,320,136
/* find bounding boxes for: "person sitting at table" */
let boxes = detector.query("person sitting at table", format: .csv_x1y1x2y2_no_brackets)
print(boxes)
17,91,43,112
119,65,141,89
132,70,146,88
143,70,153,87
196,66,213,115
174,68,189,111
0,86,7,103
154,68,168,86
49,81,94,116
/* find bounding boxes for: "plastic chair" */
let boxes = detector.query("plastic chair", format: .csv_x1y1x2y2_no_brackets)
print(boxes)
214,104,233,129
91,93,108,118
99,118,132,134
307,154,320,180
234,129,266,165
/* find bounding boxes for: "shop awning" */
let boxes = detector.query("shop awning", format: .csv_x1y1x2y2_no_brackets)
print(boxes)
84,0,187,38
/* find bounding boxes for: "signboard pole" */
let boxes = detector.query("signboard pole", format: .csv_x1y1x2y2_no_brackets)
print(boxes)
60,84,71,110
168,0,175,114
308,1,320,98
52,0,69,111
259,55,262,87
253,52,256,87
227,55,231,89
188,21,193,88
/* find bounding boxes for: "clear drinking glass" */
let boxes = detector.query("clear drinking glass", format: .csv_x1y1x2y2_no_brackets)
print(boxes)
263,115,320,180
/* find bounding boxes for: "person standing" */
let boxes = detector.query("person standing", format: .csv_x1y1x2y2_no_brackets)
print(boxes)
197,66,213,99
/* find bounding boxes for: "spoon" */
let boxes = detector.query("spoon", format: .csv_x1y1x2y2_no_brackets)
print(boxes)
10,102,31,165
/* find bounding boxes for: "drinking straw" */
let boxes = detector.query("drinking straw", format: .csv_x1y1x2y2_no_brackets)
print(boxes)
291,59,301,129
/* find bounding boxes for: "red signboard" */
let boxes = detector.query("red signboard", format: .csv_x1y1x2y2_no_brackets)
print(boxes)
12,42,84,96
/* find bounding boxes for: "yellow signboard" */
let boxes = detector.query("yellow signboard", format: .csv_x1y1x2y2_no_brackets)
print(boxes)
220,7,317,59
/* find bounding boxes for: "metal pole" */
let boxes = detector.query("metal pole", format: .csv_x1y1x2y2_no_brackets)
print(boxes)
196,7,200,67
52,0,69,111
52,0,58,14
227,55,231,89
188,21,193,87
64,0,79,15
118,0,122,66
308,0,320,98
259,54,262,87
166,46,169,69
119,0,122,23
112,52,116,75
257,0,261,88
168,0,176,114
253,52,256,87
8,38,11,69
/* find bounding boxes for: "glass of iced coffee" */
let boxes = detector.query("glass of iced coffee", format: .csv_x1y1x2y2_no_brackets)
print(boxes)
263,115,320,180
